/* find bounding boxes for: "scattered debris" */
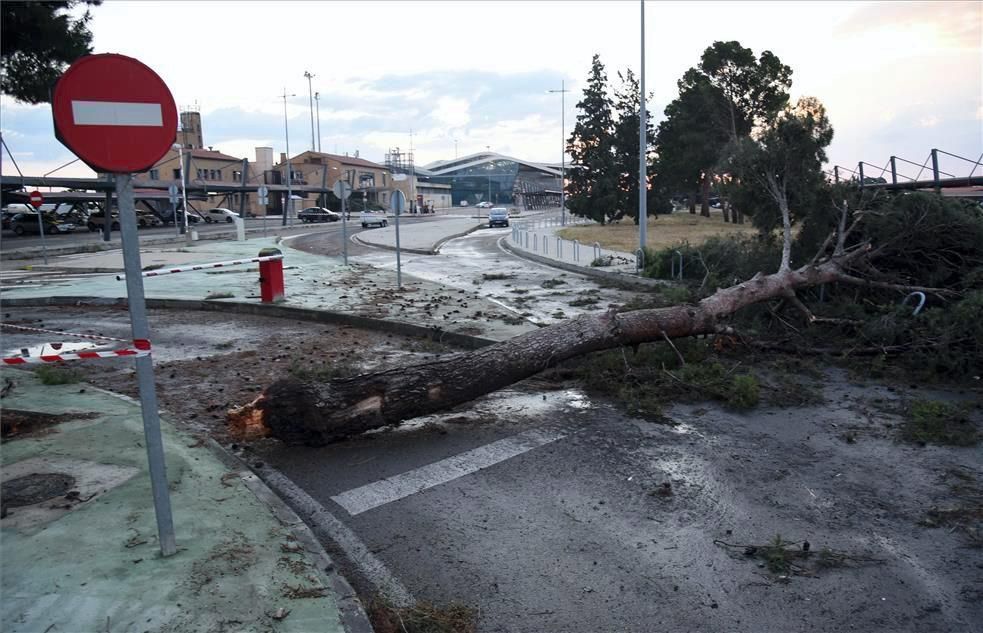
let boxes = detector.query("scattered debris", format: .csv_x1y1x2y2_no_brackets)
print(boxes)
1,409,99,441
367,596,476,633
714,534,882,576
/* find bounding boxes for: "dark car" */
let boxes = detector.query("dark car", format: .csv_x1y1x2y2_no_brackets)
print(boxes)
9,212,76,235
298,207,340,223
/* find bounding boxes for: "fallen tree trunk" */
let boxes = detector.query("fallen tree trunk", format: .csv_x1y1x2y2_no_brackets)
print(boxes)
232,258,861,445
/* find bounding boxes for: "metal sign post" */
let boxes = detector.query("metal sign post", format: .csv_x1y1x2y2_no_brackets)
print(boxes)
392,189,406,288
51,53,179,558
333,180,352,266
257,185,269,237
168,183,179,238
28,191,48,264
118,173,177,556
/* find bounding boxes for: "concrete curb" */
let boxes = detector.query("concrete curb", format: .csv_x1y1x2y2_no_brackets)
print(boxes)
499,237,668,290
77,380,373,633
1,296,500,349
352,222,484,255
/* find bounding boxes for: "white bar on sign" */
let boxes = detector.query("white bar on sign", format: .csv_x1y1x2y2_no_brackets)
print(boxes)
71,101,163,127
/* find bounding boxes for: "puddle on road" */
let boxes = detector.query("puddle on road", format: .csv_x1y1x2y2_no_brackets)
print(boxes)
375,388,594,435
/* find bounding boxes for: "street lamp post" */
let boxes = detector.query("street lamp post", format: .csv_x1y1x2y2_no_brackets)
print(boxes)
638,0,648,250
281,89,296,227
548,81,570,225
314,92,322,152
304,71,316,152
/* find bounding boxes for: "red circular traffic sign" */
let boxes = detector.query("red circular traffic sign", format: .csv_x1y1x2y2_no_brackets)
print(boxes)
28,191,44,209
52,54,178,174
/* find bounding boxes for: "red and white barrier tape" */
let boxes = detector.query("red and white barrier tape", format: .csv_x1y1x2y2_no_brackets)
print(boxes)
0,322,128,343
116,254,283,280
2,339,151,365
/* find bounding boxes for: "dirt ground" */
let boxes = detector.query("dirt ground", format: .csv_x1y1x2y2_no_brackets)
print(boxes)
3,305,981,632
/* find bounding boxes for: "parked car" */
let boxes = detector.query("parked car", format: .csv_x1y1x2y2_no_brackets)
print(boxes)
87,209,164,231
360,211,389,228
169,209,201,225
508,207,520,217
9,212,76,235
487,207,510,228
298,207,340,223
459,200,470,207
204,208,239,223
476,201,493,208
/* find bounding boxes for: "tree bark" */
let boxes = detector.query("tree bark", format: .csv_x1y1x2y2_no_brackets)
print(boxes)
721,199,731,223
234,257,863,445
700,173,712,217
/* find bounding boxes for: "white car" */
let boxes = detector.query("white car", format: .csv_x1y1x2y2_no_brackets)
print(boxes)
204,208,239,223
360,211,388,228
476,201,493,208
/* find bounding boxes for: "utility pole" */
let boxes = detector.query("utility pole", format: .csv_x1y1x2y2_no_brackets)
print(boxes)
638,0,648,250
315,92,322,152
548,80,570,225
281,89,296,227
304,71,316,152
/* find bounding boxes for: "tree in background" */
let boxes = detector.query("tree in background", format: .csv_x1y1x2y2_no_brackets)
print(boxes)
653,41,792,219
566,55,619,224
1,1,99,104
612,69,656,225
652,77,729,217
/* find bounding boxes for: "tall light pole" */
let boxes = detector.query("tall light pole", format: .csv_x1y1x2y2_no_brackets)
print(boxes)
304,71,316,152
281,89,296,227
548,80,570,225
638,0,648,250
314,91,322,152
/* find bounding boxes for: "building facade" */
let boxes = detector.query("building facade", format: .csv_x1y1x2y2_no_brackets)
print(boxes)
422,152,562,208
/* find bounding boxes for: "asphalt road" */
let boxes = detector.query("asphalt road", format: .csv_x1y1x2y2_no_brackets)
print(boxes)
250,229,983,632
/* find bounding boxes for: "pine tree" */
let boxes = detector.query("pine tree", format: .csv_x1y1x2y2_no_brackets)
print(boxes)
1,1,99,104
566,55,618,224
612,69,655,224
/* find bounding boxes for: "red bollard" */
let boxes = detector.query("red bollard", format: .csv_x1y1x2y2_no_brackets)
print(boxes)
257,247,284,303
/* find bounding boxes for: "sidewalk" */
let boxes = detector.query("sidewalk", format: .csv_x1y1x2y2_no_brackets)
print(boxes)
1,366,362,632
507,217,641,275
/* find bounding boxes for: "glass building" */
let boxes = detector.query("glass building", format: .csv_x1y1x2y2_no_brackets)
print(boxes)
421,152,562,208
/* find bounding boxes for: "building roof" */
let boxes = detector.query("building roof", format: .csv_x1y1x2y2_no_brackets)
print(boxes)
288,151,385,170
424,152,561,177
187,149,242,162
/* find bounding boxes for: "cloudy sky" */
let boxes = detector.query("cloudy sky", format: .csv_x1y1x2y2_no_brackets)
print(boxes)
1,0,979,179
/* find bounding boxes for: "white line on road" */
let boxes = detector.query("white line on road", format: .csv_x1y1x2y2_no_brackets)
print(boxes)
71,100,163,126
331,428,565,516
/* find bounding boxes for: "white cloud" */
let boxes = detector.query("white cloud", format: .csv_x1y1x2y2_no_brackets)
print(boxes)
919,115,941,128
431,97,471,129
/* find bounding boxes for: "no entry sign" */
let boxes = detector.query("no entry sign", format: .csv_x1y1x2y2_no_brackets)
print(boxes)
28,191,43,209
52,54,178,174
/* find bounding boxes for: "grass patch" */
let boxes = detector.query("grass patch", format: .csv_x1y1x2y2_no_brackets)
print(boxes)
590,255,614,267
367,597,476,633
541,278,567,289
558,210,754,253
568,296,600,307
204,291,235,300
900,400,978,446
35,365,82,385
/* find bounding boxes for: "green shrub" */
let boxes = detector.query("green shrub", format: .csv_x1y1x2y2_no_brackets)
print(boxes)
35,365,82,385
901,400,977,446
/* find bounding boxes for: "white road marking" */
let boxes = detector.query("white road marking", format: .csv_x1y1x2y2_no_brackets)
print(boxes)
71,100,163,126
331,428,565,516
